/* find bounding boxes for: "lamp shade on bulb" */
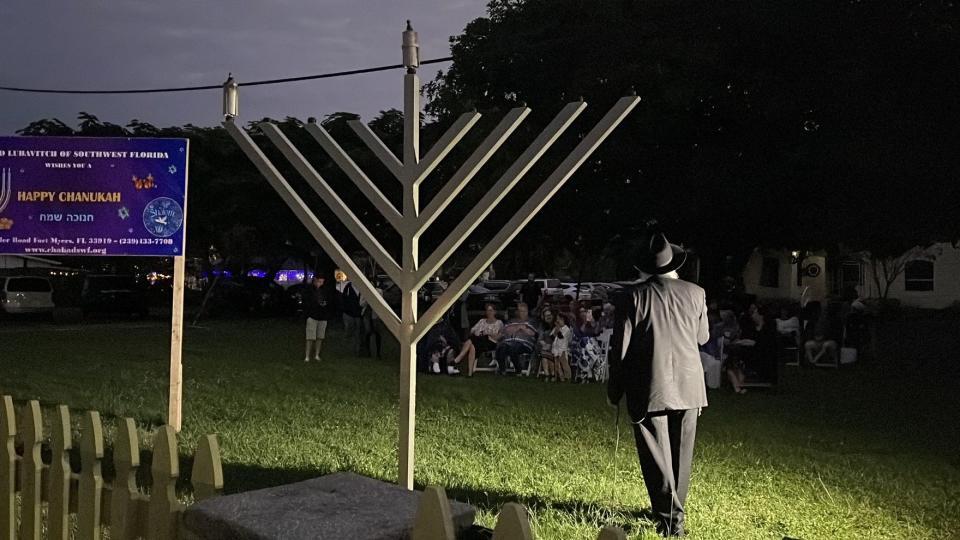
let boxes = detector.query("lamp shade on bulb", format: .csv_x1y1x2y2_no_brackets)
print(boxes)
402,21,419,70
223,75,239,119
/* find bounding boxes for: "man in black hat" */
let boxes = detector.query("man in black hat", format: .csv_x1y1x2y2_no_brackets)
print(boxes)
608,233,709,537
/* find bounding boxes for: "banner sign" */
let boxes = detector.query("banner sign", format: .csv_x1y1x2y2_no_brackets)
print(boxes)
0,136,188,256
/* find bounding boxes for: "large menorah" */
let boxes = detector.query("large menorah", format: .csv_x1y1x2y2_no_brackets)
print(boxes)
223,22,638,489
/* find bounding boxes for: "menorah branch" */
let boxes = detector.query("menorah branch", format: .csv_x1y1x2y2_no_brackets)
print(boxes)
224,120,402,337
416,107,530,236
413,111,481,187
413,95,641,342
413,101,587,290
306,122,404,230
260,123,405,285
347,120,404,180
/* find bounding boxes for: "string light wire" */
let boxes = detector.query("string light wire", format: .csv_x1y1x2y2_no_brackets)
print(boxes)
0,57,453,95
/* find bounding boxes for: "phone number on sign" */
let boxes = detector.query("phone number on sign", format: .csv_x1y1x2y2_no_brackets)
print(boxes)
77,237,174,246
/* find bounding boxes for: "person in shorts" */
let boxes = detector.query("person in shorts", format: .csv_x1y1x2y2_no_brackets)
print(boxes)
305,274,331,362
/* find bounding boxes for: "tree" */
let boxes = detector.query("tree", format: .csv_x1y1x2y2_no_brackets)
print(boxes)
425,0,960,285
863,245,940,301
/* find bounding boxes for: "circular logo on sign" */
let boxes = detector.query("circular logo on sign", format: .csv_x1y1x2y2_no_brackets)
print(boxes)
143,197,184,238
805,263,822,278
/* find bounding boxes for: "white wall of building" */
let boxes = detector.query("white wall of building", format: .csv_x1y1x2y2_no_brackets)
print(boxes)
0,255,62,270
742,248,828,303
862,243,960,309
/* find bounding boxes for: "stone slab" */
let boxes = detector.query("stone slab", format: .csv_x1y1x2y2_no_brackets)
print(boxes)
182,472,476,540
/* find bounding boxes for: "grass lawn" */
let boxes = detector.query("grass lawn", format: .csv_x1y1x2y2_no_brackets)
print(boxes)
1,317,958,539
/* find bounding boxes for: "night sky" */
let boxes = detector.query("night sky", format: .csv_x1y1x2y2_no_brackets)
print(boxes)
0,1,488,134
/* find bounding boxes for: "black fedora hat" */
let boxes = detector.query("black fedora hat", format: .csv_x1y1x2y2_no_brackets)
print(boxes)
636,233,687,275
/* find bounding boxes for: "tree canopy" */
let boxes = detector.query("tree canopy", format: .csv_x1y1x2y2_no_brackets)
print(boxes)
426,0,960,265
12,1,960,284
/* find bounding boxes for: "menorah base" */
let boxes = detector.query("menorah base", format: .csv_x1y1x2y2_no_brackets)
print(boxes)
182,472,476,540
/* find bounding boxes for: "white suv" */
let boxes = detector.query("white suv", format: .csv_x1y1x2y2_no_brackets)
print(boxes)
0,276,55,314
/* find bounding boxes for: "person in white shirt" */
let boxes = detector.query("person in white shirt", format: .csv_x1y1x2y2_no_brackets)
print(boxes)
551,312,573,382
776,307,802,348
451,304,503,376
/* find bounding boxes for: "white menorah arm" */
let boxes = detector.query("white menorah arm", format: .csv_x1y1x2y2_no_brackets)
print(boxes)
416,107,530,236
306,122,404,230
0,169,11,213
412,101,587,290
346,120,404,179
224,120,401,337
259,123,405,285
413,95,641,342
412,111,482,187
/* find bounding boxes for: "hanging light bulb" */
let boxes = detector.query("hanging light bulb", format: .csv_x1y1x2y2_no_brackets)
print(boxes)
222,73,239,119
402,21,419,72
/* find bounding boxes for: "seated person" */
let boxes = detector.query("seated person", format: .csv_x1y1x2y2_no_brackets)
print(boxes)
451,303,503,376
537,308,557,378
733,304,778,384
776,306,802,348
420,317,462,375
714,308,740,340
569,302,601,381
804,302,841,366
599,302,616,331
714,308,748,393
496,303,539,375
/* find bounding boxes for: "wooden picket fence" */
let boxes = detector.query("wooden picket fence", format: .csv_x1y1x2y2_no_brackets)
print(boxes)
411,486,629,540
0,395,223,540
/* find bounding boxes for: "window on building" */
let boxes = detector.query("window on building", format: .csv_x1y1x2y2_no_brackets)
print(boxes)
760,256,779,288
840,262,863,287
904,259,934,291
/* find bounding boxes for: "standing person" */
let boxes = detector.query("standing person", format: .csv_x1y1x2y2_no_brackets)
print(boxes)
551,312,573,382
359,279,385,359
519,273,543,313
607,233,709,537
336,273,363,354
304,274,331,363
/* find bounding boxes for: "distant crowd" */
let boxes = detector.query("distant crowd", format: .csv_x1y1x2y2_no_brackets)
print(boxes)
419,273,616,382
301,269,872,393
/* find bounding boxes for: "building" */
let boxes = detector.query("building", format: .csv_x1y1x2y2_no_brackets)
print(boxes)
742,243,960,309
742,248,829,304
0,254,63,271
858,243,960,309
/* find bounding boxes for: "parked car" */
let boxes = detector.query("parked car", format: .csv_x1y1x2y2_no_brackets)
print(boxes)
560,282,599,302
419,280,447,305
480,280,513,292
0,276,55,315
378,276,402,311
537,278,564,298
80,274,149,318
465,283,502,321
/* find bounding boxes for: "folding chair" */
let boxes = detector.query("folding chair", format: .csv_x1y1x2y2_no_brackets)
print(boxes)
474,351,498,373
595,329,613,382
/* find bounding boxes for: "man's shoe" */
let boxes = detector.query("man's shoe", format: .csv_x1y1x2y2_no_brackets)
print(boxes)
304,357,310,363
431,363,441,374
656,519,686,537
447,365,460,375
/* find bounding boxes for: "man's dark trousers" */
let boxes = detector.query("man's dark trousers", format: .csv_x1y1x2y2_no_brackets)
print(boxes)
632,409,698,535
496,341,532,374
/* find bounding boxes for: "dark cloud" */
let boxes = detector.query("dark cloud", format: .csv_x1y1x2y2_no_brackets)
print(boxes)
0,0,487,134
